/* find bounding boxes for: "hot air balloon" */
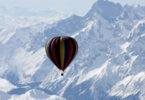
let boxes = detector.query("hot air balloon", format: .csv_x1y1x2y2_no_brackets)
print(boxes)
45,36,78,76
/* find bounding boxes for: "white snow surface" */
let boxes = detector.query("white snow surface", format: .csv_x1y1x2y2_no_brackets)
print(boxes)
0,89,66,100
0,78,17,92
9,89,66,100
120,42,130,53
108,72,145,99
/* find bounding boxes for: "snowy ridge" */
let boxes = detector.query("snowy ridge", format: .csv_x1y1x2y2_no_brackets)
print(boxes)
108,72,145,99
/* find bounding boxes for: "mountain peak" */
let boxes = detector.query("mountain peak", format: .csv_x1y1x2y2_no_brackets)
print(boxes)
86,0,123,22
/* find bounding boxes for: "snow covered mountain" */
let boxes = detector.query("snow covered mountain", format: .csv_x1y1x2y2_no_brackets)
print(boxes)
0,5,79,17
0,78,66,100
1,0,145,99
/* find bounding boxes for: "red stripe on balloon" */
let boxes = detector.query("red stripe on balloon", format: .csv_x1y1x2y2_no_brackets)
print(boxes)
51,37,61,69
62,37,74,71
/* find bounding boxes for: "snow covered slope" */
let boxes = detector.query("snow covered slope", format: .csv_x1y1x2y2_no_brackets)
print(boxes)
0,79,66,100
40,0,145,100
9,89,66,100
1,0,145,100
0,78,17,92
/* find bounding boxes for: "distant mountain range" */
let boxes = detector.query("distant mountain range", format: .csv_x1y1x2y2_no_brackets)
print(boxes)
0,5,82,17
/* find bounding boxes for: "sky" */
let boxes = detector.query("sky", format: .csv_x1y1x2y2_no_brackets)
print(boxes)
0,0,144,14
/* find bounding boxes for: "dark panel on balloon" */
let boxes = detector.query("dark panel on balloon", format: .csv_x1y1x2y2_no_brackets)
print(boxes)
50,37,61,69
63,37,74,71
63,37,70,69
55,37,61,69
48,38,58,67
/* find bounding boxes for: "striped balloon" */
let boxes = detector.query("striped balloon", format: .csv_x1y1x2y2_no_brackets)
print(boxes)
45,36,78,71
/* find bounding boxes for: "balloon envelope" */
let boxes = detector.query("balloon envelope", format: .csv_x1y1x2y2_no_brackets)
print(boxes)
45,36,78,71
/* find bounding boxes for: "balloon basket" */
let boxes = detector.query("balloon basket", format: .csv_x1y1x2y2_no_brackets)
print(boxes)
61,73,64,76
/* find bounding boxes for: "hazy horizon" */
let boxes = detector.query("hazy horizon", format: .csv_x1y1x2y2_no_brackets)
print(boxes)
0,0,144,15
